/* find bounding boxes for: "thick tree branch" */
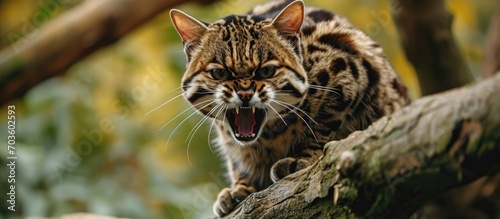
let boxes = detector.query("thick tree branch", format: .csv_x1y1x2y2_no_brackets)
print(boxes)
223,73,500,218
0,0,216,106
392,0,474,95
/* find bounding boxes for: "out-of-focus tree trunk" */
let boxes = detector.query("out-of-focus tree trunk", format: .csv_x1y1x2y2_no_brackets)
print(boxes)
392,0,474,96
482,2,500,78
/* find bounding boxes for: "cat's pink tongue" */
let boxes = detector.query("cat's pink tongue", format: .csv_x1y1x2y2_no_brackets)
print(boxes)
235,108,256,136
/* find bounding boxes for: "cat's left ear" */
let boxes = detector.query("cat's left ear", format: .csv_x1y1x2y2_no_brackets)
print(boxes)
271,0,304,35
170,9,208,44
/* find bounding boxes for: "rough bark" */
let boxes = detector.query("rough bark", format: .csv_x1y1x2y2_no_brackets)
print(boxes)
0,0,216,106
221,73,500,218
392,0,474,96
482,1,500,78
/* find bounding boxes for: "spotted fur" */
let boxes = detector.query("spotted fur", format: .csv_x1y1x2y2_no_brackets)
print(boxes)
170,0,409,216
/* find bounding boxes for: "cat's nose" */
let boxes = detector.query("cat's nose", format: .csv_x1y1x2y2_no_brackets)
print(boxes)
237,89,255,101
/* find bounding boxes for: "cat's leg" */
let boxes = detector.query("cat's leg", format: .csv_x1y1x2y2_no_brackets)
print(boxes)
213,161,256,217
270,142,323,182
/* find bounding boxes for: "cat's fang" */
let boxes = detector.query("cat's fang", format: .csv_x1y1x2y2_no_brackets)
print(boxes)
225,107,265,142
235,106,255,115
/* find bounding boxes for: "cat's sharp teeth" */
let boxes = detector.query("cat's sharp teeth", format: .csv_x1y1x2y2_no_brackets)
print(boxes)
235,107,239,114
251,133,255,137
235,133,240,137
252,106,255,113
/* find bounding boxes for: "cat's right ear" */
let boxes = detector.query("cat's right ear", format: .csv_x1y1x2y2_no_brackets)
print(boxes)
170,9,208,44
271,0,304,35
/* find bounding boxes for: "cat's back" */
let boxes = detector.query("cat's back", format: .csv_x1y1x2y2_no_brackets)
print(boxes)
248,0,353,31
250,0,409,141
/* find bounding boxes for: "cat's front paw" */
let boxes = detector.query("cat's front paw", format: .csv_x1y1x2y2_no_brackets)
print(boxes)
213,185,255,217
270,157,311,183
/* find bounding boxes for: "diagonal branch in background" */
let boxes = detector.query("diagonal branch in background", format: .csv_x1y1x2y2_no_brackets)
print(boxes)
0,0,216,106
392,0,474,96
222,73,500,218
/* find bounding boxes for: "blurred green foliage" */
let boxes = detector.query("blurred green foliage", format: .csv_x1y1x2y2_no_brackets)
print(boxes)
0,0,496,218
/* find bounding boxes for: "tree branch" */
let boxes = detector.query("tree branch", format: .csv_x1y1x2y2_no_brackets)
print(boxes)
392,0,474,95
0,0,216,106
223,73,500,218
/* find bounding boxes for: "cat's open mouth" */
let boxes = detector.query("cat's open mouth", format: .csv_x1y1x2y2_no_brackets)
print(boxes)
226,106,265,141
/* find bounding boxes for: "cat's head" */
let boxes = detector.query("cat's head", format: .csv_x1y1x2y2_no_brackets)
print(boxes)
170,0,308,145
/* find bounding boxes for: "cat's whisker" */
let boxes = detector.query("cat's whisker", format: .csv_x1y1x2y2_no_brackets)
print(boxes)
164,100,218,166
188,103,224,153
186,101,223,144
267,90,292,95
308,84,339,91
266,92,291,97
308,85,341,96
207,105,227,154
273,99,318,125
161,85,192,96
195,92,216,94
222,106,228,125
163,100,216,140
310,88,339,95
265,103,287,126
271,100,319,143
159,99,214,131
309,87,338,93
256,113,269,151
145,93,185,116
309,84,338,90
185,102,225,166
165,85,188,94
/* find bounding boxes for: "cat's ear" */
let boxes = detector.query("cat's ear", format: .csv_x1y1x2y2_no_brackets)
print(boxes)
170,9,208,44
271,0,304,35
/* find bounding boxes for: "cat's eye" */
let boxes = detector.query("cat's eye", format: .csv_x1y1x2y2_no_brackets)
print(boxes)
209,68,230,80
255,65,277,79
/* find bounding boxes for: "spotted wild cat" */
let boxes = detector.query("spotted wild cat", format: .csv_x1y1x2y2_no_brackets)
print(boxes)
170,0,409,216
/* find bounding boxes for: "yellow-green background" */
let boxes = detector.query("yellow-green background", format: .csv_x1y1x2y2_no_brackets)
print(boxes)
0,0,495,218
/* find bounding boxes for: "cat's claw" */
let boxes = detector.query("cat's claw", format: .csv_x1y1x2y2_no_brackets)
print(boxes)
213,188,232,217
270,157,311,183
336,150,358,176
213,185,255,217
